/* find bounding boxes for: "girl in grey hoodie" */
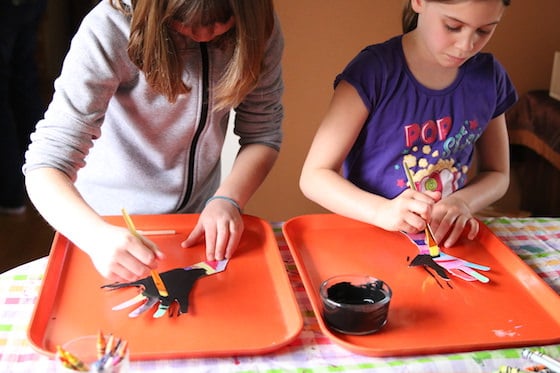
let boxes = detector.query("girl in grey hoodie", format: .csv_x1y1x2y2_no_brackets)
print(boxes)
24,0,284,282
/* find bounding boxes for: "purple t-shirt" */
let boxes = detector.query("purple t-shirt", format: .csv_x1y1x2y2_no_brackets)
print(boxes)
336,35,517,199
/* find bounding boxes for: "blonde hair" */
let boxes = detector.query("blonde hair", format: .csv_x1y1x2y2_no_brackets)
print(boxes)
402,0,511,33
110,0,275,110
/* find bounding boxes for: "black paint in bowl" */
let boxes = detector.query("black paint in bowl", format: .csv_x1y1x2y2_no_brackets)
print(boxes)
320,275,392,335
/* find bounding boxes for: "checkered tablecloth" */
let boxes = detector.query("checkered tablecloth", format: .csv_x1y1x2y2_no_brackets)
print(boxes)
1,217,559,372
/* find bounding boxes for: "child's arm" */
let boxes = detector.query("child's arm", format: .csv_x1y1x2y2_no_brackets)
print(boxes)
430,113,510,247
25,167,164,282
300,81,438,233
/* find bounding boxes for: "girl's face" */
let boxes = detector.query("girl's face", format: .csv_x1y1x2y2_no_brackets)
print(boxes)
169,16,235,42
413,0,506,68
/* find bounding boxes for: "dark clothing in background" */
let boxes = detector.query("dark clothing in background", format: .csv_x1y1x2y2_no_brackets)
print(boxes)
0,0,47,209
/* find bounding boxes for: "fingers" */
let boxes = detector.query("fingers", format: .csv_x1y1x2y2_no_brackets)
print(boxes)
394,189,437,232
403,189,437,220
425,190,442,202
139,235,166,261
182,218,243,261
433,213,479,248
428,195,481,247
224,219,243,259
129,241,162,273
402,212,428,233
95,229,162,282
203,219,243,261
182,223,204,248
98,254,150,283
112,257,151,282
467,218,479,240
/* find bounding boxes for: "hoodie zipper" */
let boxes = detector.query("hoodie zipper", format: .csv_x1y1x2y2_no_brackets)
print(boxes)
178,42,209,211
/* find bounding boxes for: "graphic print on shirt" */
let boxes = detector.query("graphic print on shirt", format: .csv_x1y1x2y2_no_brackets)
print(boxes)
400,116,484,197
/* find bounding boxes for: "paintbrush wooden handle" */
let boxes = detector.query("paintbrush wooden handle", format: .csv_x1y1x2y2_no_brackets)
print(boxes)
121,208,169,297
403,161,440,257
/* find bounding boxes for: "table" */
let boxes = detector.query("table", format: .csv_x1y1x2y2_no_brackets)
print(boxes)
1,217,559,372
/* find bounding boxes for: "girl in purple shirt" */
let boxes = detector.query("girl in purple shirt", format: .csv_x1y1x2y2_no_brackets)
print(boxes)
300,0,516,248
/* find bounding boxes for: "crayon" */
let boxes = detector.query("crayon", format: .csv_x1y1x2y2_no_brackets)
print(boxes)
97,330,106,359
526,365,549,372
112,337,122,355
91,336,128,371
63,351,89,372
522,349,560,373
56,345,73,369
105,333,115,356
498,365,531,373
56,345,89,371
92,352,111,372
112,339,128,366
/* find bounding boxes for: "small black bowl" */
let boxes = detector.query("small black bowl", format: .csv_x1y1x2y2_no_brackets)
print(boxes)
319,275,392,335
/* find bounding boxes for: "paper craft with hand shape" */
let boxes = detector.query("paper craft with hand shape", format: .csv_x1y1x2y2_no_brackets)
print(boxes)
404,232,490,283
434,252,490,283
102,260,229,318
406,232,449,281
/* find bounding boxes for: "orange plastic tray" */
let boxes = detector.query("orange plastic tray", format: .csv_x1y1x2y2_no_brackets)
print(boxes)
28,214,302,359
282,214,560,357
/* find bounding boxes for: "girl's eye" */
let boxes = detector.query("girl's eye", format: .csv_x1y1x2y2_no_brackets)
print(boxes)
476,28,492,36
445,24,461,32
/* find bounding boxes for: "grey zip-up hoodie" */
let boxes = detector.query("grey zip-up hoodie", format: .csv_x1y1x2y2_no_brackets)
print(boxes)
24,0,284,215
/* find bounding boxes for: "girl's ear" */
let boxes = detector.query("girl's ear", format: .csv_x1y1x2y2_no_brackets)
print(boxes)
410,0,425,14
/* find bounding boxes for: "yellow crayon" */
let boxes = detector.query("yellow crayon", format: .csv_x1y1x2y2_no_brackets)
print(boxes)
64,351,89,371
57,345,89,371
56,345,72,368
96,330,106,359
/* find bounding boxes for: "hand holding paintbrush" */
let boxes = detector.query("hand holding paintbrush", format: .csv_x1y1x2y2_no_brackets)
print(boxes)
402,161,440,257
121,208,169,297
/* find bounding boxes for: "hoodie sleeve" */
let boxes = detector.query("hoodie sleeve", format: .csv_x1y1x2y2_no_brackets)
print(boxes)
23,1,137,181
233,13,284,151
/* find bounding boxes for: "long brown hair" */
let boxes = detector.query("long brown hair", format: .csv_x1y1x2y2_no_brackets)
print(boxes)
402,0,511,33
110,0,275,110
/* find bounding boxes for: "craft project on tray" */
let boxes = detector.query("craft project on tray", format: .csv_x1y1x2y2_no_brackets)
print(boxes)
404,231,490,283
102,259,229,318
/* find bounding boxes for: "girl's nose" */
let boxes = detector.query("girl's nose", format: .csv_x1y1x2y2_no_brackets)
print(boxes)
456,32,475,53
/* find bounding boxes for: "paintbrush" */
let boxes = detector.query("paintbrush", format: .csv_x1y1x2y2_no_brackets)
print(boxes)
402,161,440,257
121,208,169,297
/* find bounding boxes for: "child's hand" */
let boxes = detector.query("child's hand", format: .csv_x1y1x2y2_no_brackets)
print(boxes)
376,189,439,233
86,225,164,283
181,198,244,261
430,195,479,248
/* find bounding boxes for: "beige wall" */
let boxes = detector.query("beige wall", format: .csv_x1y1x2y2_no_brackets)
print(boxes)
245,0,560,221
